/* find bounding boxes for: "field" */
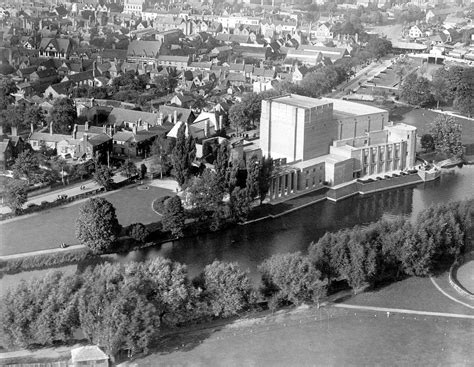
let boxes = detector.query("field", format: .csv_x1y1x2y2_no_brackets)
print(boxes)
389,105,474,144
132,272,473,366
0,184,173,256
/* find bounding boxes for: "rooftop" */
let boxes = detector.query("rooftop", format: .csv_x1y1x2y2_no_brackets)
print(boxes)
271,94,330,109
320,98,387,117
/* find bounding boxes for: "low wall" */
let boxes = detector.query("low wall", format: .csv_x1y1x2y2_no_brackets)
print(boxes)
326,182,358,202
356,174,422,195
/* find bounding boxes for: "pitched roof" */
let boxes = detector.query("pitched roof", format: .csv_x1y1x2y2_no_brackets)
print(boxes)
158,105,194,124
71,346,109,363
108,107,160,126
127,40,162,58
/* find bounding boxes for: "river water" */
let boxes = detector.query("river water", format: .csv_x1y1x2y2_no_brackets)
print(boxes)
2,165,474,292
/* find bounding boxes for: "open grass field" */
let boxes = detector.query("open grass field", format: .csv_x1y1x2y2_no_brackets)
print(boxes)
0,184,172,256
131,272,474,366
457,260,474,294
134,305,473,366
389,105,474,143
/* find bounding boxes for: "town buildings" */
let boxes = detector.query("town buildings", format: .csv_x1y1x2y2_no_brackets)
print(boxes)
260,95,417,198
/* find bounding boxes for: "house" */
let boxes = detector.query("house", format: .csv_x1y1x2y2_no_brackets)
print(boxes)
0,138,13,170
156,55,190,69
112,127,160,159
426,8,453,23
38,38,72,59
291,64,309,84
312,23,333,42
70,345,109,367
43,81,75,99
29,69,58,85
123,0,144,15
251,68,276,82
62,70,95,87
170,93,195,108
127,40,162,66
107,107,164,129
408,25,423,39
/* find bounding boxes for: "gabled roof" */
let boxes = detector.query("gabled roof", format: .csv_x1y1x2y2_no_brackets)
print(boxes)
158,105,195,124
71,346,109,363
108,107,160,126
65,70,94,83
127,40,162,58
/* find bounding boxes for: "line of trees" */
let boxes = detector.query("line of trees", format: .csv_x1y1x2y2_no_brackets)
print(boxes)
400,66,474,117
2,200,472,359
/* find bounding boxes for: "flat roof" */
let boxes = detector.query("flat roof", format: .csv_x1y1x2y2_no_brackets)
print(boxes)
320,98,387,117
271,94,330,109
291,154,348,169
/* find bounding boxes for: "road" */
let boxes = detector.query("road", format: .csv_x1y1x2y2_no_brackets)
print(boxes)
331,59,393,98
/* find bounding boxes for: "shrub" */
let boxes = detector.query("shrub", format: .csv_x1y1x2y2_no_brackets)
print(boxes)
128,223,150,243
152,195,170,214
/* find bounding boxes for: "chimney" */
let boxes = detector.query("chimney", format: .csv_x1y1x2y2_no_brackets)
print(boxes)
72,124,78,139
219,115,223,131
144,122,149,131
174,110,177,124
0,125,3,135
132,125,137,134
204,119,209,137
103,124,107,134
113,123,117,135
30,123,34,134
10,125,18,137
50,122,54,135
168,113,173,124
158,112,163,126
85,121,89,131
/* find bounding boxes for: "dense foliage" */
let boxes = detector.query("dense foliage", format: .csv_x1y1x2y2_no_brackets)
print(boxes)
75,198,121,253
2,201,471,360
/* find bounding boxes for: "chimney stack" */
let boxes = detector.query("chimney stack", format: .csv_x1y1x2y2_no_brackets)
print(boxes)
157,112,163,126
11,126,18,137
85,121,89,131
132,125,137,134
50,122,54,135
31,123,34,134
72,124,78,139
168,113,173,124
103,124,107,134
204,119,209,137
219,115,223,131
174,110,177,125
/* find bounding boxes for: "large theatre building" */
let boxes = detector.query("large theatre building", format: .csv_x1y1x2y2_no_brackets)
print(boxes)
259,94,417,201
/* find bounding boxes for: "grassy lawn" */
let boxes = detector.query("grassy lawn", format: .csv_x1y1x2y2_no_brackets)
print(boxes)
342,275,474,316
389,105,474,144
0,184,172,256
457,260,474,294
134,305,473,366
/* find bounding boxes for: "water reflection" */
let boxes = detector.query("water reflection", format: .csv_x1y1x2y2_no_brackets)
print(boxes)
5,166,474,285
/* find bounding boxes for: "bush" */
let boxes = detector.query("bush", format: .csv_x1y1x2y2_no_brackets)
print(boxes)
258,252,327,306
128,223,150,243
152,195,170,214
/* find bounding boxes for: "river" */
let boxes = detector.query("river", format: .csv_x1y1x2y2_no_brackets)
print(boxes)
2,165,474,292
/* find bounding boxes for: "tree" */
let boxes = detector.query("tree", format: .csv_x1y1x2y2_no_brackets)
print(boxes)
230,187,251,223
214,143,230,195
454,68,474,117
162,196,185,238
430,115,463,158
153,75,171,94
430,75,449,109
400,74,433,107
151,135,173,177
93,164,114,190
188,169,224,220
4,180,27,214
75,198,121,253
140,163,147,179
420,134,435,152
171,123,196,187
245,158,259,201
300,71,333,97
229,102,251,134
120,159,139,178
366,37,392,60
258,156,273,204
202,261,253,317
11,151,38,184
50,98,77,134
128,223,150,243
259,252,327,307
